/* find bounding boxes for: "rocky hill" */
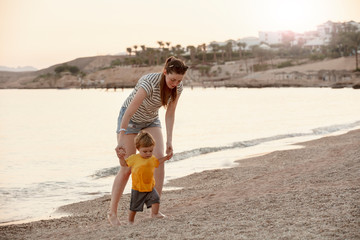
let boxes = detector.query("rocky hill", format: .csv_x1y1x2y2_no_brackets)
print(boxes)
227,56,360,88
0,55,127,88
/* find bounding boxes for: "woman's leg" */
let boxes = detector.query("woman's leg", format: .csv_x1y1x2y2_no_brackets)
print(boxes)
108,133,137,226
144,127,165,196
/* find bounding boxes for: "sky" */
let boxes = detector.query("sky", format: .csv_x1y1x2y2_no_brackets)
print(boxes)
1,0,359,70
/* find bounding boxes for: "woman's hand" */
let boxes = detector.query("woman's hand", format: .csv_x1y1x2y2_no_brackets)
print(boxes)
166,142,173,156
165,152,173,160
115,143,126,159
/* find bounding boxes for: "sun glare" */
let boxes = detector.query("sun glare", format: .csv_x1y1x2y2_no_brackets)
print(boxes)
262,0,318,33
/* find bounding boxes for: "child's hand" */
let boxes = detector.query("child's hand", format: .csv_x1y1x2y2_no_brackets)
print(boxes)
118,149,126,158
166,152,173,160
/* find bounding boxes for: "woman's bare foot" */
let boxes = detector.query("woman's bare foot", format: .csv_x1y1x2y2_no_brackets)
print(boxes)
107,212,121,226
151,212,166,219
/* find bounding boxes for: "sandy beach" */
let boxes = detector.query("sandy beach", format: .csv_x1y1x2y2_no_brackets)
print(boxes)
1,129,359,239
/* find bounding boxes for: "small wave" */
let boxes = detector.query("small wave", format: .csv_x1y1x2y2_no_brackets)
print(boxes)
91,166,120,179
92,120,360,179
312,120,360,135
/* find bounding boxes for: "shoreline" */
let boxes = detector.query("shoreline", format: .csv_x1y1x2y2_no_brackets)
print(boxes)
1,129,359,239
1,127,352,226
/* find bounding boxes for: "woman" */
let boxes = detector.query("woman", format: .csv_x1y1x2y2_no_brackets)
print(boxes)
108,56,189,226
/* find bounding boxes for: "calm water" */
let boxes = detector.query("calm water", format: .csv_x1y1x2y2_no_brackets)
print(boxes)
0,88,360,224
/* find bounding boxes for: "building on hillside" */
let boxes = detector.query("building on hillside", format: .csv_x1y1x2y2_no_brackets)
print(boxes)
259,31,282,45
305,21,360,51
291,33,307,46
303,37,324,51
207,39,241,53
194,20,359,59
259,31,297,46
257,20,360,51
316,21,337,45
207,37,263,53
237,37,261,50
259,43,271,50
347,20,360,31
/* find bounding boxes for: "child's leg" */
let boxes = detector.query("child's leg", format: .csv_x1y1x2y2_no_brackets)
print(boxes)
151,203,165,218
128,210,136,224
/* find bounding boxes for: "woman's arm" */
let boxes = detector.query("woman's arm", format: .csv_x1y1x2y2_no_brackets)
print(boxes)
120,88,147,130
115,88,147,158
165,94,181,155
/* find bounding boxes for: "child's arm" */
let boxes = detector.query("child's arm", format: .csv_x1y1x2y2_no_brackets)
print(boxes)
158,152,173,165
118,149,128,167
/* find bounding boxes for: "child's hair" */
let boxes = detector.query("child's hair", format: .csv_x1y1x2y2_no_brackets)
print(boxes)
160,56,189,107
135,131,156,149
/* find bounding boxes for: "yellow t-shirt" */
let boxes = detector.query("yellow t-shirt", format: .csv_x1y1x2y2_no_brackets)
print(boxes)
126,154,160,192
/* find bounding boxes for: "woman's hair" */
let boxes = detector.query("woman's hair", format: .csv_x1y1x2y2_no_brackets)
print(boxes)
160,56,189,107
135,131,156,149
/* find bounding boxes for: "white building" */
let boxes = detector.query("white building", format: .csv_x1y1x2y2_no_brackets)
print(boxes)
237,37,261,50
316,21,337,45
201,21,359,56
303,37,325,50
347,20,360,31
259,31,283,45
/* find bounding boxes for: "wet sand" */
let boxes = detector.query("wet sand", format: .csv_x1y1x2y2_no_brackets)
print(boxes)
1,130,359,239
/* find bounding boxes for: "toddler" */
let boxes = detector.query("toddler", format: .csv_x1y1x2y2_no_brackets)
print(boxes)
118,130,172,224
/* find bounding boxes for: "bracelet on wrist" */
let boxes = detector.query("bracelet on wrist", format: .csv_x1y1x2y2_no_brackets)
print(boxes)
119,128,126,132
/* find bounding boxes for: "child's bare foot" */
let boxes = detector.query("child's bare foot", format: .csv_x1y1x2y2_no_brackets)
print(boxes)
107,212,121,226
151,212,166,219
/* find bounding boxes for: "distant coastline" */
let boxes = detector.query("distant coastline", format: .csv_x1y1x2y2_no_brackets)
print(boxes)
0,56,359,89
0,66,37,72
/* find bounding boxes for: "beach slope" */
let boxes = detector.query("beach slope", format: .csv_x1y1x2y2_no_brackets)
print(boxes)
1,130,359,239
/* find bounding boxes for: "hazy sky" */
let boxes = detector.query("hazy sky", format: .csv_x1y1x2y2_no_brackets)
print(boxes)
1,0,359,69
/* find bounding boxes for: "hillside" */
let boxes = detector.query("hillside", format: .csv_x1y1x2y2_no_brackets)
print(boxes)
231,56,360,88
0,55,126,88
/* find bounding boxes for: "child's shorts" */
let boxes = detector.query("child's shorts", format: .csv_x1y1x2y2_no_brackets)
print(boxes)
130,188,160,212
116,107,162,134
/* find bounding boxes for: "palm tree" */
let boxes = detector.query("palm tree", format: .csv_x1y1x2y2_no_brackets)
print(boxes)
175,44,184,57
139,45,147,65
220,45,225,62
198,43,206,63
126,47,132,56
237,42,248,72
155,49,161,65
226,41,233,60
237,42,246,58
133,45,138,55
210,42,219,62
157,41,164,50
147,48,155,65
157,41,164,63
344,31,360,70
331,23,360,70
186,45,196,63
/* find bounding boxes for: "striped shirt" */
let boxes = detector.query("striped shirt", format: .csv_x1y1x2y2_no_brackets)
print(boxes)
122,72,183,123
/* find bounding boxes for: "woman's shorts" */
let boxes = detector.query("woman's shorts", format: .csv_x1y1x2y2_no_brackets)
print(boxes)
116,107,162,134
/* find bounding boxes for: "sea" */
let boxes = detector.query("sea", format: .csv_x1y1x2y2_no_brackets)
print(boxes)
0,88,360,225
